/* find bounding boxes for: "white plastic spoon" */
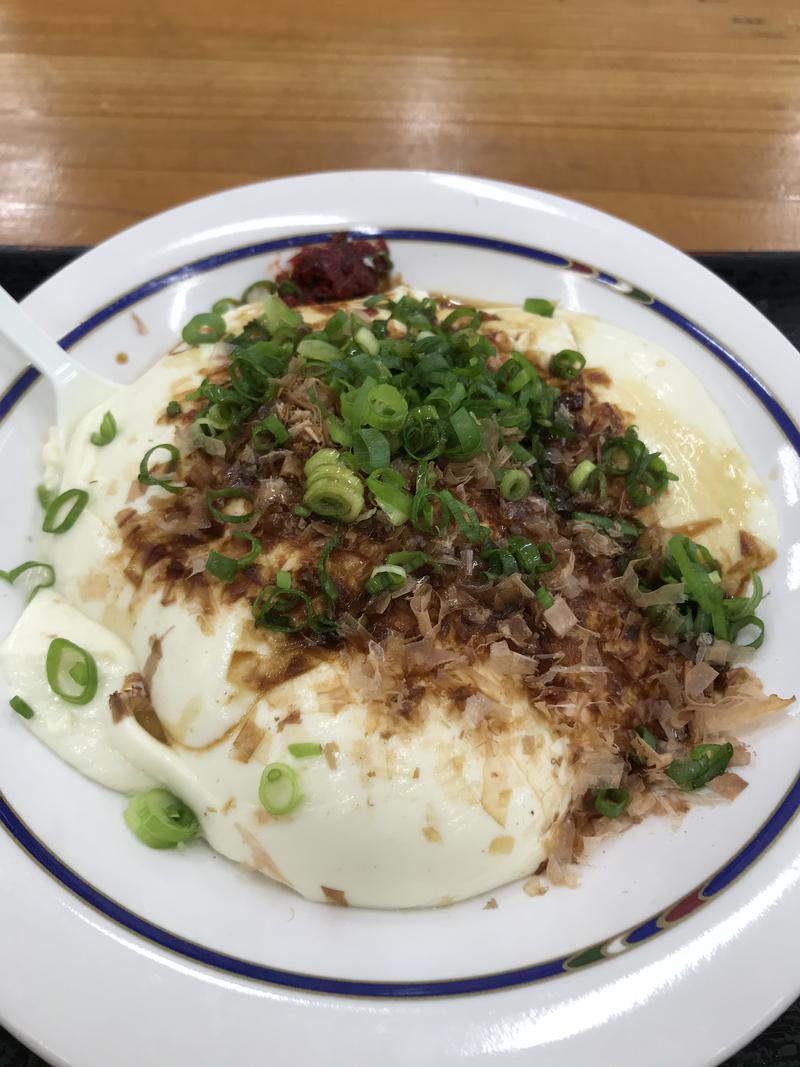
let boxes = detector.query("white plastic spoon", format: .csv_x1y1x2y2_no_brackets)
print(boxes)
0,284,116,445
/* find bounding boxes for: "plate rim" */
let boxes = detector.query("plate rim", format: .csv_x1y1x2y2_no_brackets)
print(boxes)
1,170,799,1067
1,224,800,1000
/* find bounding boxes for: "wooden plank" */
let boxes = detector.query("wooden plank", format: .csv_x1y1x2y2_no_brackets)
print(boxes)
1,0,799,248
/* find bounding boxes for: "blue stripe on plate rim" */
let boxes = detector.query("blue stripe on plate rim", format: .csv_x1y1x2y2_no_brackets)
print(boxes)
0,228,798,999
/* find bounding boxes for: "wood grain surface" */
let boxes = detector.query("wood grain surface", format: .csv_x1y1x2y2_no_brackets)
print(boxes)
1,0,800,250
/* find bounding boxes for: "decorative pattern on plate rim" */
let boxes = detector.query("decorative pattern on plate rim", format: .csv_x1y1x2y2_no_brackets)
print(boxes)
0,228,797,999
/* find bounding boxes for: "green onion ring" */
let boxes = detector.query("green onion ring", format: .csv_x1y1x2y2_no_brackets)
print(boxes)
205,531,261,582
206,487,256,525
666,742,733,792
402,405,444,460
367,467,412,525
303,450,364,523
595,788,630,818
138,444,184,495
567,459,597,494
90,411,117,446
499,469,531,501
45,638,98,705
241,280,277,303
0,560,55,600
352,428,391,472
42,488,89,533
251,415,289,454
124,788,200,849
212,297,240,315
252,585,314,633
364,563,408,596
440,306,481,333
259,763,303,815
536,586,554,609
363,383,408,433
385,550,434,572
444,407,482,461
549,349,586,380
182,312,226,346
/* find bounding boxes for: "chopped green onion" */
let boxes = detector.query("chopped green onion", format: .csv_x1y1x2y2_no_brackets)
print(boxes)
294,505,311,517
496,350,539,396
297,337,342,364
251,414,289,454
499,469,531,501
259,763,303,815
166,400,182,417
571,512,642,540
45,638,98,705
10,696,33,720
666,742,733,792
386,550,433,573
90,411,117,446
508,443,536,467
523,298,555,317
0,560,55,601
567,460,597,493
665,534,729,641
595,788,629,818
352,428,391,472
506,536,555,574
636,724,658,749
36,484,54,510
481,546,518,577
205,553,237,581
241,280,277,303
42,488,89,533
365,563,408,597
252,585,323,634
276,569,292,590
124,788,200,849
305,448,340,475
426,382,467,417
438,490,486,544
206,487,255,525
444,408,482,461
363,383,408,433
600,426,678,507
317,529,341,617
303,449,364,523
138,444,184,495
402,405,444,460
550,349,586,380
441,306,481,333
212,297,240,315
536,586,554,609
354,325,379,356
367,467,412,525
182,312,226,346
288,742,323,759
205,531,261,582
259,293,303,333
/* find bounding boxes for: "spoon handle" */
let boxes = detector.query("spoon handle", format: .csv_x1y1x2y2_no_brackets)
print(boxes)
0,284,115,440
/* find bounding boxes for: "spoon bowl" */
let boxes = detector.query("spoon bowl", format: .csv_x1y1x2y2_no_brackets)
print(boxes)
0,284,115,445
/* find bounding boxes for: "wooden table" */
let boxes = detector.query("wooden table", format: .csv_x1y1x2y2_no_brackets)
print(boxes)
0,1,799,249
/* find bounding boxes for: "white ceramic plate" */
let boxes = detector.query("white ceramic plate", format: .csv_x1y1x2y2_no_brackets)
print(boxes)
1,171,799,1067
